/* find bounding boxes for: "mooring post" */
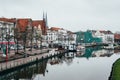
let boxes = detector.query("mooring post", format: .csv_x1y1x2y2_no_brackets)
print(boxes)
1,64,2,71
45,55,48,59
51,54,52,57
36,57,38,63
14,61,15,67
0,64,2,71
6,63,7,70
42,56,44,60
10,63,11,68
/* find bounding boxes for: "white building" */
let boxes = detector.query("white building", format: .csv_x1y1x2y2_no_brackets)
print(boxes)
0,21,14,41
46,28,58,47
45,27,77,48
93,30,114,44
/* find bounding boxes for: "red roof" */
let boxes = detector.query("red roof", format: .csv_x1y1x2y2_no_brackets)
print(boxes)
16,19,31,32
114,34,120,39
0,17,47,35
32,20,42,27
32,20,47,35
50,27,61,31
0,17,16,23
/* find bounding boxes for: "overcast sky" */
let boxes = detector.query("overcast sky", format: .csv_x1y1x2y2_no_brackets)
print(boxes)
0,0,120,32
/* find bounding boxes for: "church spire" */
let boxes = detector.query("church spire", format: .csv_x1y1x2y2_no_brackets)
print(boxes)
43,11,45,21
43,11,48,28
45,12,48,28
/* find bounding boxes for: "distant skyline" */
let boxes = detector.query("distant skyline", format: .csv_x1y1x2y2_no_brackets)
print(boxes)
0,0,120,32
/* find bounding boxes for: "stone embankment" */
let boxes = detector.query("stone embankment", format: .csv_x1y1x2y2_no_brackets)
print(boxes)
0,48,68,75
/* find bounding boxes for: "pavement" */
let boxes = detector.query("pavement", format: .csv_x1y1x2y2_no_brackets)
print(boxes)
0,52,50,72
0,48,64,72
0,48,50,63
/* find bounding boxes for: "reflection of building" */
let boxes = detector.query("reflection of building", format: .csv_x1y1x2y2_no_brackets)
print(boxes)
114,49,120,54
76,49,85,57
76,47,103,58
0,60,48,80
49,57,61,65
92,49,114,57
64,53,74,65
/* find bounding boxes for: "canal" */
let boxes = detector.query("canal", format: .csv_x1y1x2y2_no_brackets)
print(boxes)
0,47,120,80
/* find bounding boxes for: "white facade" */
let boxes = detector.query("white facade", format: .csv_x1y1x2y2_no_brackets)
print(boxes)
45,28,77,48
93,30,114,43
46,29,58,45
71,33,77,44
58,29,67,45
32,25,42,46
0,21,14,41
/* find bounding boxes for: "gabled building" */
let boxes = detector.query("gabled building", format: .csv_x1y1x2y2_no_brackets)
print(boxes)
14,18,33,46
45,27,76,48
32,20,47,35
76,30,102,44
0,16,48,47
32,20,47,47
76,31,85,44
0,18,15,41
67,31,76,45
93,30,114,44
46,27,61,47
114,33,120,44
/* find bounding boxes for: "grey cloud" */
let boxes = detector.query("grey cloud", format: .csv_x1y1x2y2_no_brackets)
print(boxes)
0,0,120,32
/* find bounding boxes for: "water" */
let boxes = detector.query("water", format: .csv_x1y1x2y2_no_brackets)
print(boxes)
1,47,120,80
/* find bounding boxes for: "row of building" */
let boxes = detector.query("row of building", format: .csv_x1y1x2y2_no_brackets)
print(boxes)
76,30,120,45
0,16,120,49
0,16,76,48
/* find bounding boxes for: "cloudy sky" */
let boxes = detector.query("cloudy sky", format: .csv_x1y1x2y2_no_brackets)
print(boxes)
0,0,120,32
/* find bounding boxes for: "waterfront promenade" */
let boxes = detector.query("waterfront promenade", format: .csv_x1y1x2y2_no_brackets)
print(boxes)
0,48,49,62
0,48,67,74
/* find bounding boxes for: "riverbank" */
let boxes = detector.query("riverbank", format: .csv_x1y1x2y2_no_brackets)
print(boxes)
109,58,120,80
0,48,49,63
0,49,68,75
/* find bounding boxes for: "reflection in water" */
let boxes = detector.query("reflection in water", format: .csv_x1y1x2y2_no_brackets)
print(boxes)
1,47,120,80
92,49,114,57
76,47,116,58
0,60,48,80
76,47,100,58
